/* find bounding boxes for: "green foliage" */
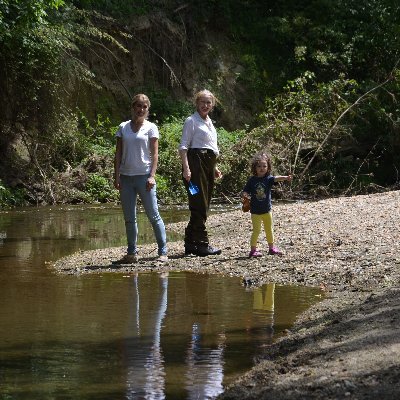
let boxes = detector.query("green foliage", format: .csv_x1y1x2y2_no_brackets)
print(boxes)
246,70,399,196
1,0,399,207
0,180,27,208
70,0,150,17
237,54,268,96
84,173,118,203
216,128,259,198
157,118,187,203
154,175,174,204
0,0,64,38
146,90,194,124
78,112,117,155
0,0,127,205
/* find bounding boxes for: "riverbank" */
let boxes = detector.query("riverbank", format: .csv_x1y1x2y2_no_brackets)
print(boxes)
53,190,400,399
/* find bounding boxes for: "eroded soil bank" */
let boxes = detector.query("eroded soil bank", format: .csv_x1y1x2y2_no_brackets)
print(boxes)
53,190,400,399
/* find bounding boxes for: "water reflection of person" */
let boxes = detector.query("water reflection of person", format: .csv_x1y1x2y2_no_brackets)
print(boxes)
185,324,225,399
253,283,275,313
184,274,226,399
125,273,168,399
252,283,275,340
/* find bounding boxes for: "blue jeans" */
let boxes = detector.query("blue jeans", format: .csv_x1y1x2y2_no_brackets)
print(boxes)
120,174,167,256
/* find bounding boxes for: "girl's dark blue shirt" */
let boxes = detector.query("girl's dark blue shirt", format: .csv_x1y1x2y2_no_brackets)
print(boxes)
243,175,275,214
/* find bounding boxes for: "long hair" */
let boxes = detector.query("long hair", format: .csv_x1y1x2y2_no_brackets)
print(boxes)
250,151,272,176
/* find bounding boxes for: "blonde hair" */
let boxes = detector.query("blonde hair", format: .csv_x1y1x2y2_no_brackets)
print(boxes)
131,93,151,109
194,89,217,107
250,151,272,176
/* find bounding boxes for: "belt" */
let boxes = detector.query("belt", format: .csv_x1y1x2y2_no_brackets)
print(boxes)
188,148,215,154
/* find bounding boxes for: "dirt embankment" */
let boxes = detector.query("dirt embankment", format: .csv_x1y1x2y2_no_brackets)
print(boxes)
53,190,400,399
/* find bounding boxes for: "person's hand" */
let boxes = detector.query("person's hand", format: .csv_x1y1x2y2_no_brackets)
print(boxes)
215,167,222,179
241,193,250,212
183,167,191,182
146,176,156,191
287,174,293,182
114,176,120,190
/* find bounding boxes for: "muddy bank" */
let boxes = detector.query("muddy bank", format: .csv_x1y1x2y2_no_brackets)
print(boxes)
52,190,400,399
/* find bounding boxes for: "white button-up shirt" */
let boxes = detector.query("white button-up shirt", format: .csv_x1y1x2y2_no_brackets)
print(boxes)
178,112,219,155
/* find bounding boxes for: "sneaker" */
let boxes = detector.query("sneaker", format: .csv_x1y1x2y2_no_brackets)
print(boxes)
112,254,138,265
157,255,169,263
249,249,262,258
268,247,282,256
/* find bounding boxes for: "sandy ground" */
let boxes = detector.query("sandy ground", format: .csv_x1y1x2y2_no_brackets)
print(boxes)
53,190,400,399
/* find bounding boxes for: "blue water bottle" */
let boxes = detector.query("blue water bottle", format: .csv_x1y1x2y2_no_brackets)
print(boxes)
188,181,199,195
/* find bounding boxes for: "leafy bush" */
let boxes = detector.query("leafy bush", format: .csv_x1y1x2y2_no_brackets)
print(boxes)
0,181,27,208
157,118,187,203
84,173,118,203
146,90,194,124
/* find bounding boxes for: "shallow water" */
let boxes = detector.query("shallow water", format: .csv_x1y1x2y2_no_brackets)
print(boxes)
0,204,322,399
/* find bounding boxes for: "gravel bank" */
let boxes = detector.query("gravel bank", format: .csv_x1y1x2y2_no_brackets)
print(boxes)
53,190,400,399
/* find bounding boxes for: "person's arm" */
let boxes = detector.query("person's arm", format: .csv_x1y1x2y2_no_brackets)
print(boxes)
179,149,191,182
147,137,158,191
214,165,222,179
274,174,293,182
114,137,122,189
178,117,194,182
242,177,252,197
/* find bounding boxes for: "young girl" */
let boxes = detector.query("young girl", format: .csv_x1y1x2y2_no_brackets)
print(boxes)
242,151,292,258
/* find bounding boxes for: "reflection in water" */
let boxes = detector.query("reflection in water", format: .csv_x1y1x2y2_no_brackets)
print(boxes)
118,274,304,399
253,283,275,339
183,271,226,399
185,324,225,399
0,205,323,399
253,283,275,313
124,273,227,399
0,205,186,271
0,269,322,399
126,273,168,399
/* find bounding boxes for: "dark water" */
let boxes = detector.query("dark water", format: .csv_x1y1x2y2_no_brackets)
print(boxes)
0,204,323,399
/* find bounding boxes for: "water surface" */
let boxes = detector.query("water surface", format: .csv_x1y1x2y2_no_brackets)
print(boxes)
0,205,322,399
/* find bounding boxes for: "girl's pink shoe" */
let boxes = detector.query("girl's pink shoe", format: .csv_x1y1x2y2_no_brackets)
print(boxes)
249,249,262,258
268,247,282,255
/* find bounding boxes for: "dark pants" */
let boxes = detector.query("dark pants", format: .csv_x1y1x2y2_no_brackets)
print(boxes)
183,149,216,246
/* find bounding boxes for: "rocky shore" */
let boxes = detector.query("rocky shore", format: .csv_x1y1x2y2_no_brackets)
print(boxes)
53,190,400,399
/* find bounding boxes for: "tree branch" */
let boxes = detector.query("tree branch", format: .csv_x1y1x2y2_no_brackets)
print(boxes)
299,60,399,179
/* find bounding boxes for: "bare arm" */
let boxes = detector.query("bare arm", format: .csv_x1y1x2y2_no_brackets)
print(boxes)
214,165,222,179
114,137,122,189
147,137,158,190
179,149,191,182
274,174,293,182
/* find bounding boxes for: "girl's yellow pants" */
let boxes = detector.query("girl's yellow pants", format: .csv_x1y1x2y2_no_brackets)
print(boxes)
250,212,274,247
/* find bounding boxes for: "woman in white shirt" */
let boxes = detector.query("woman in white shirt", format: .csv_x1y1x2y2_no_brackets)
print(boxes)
114,94,168,263
179,90,222,257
